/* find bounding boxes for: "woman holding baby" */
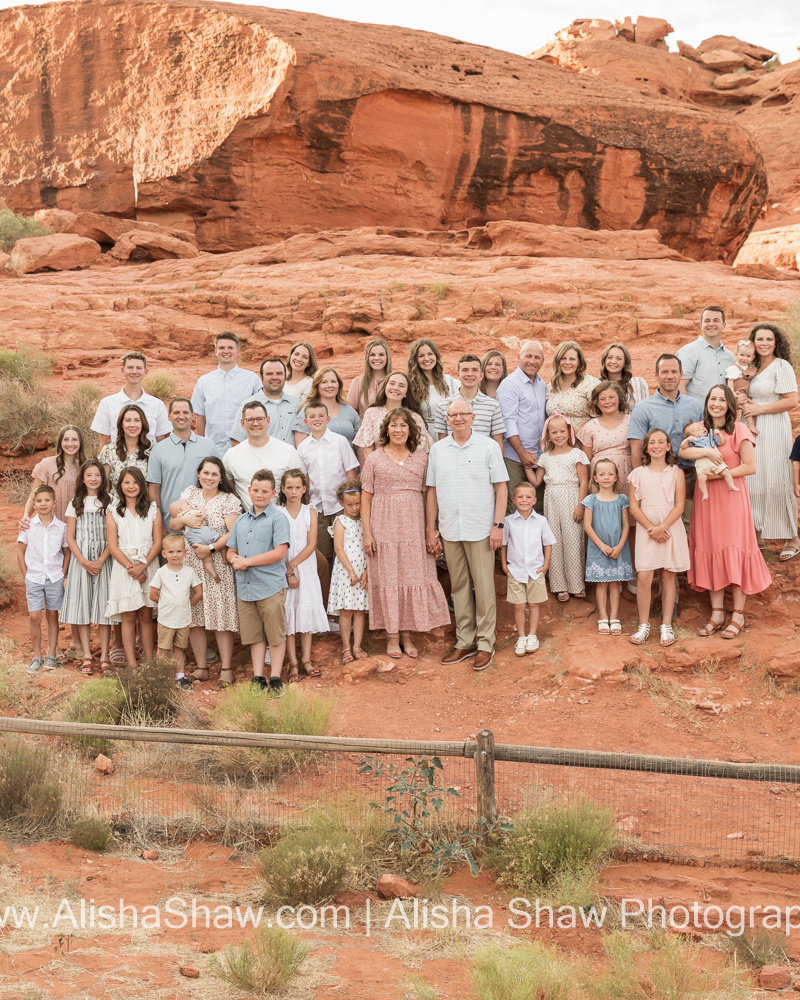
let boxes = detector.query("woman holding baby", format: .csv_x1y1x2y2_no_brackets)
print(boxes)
680,385,770,639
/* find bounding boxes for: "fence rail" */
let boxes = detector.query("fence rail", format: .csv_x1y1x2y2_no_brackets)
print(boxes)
0,716,797,867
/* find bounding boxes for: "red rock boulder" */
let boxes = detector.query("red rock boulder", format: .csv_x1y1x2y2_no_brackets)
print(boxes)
758,965,791,990
0,0,767,263
376,874,419,899
10,233,101,273
109,230,200,261
736,225,800,271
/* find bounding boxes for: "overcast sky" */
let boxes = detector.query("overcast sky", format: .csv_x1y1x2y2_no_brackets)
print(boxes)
2,0,798,64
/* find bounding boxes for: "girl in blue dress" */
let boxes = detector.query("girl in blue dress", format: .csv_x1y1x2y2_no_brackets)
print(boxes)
581,459,634,636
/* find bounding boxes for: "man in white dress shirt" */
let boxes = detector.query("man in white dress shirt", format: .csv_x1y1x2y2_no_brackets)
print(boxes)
91,351,171,447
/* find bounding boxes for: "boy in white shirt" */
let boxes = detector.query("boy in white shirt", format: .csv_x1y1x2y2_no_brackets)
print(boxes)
297,401,358,564
500,482,556,656
17,485,70,672
148,534,203,690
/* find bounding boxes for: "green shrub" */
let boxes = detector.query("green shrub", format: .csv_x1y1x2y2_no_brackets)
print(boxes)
0,546,14,608
486,790,617,898
118,656,178,724
785,299,800,376
70,814,113,851
259,828,363,905
64,676,125,752
726,927,787,968
0,737,63,826
55,381,104,455
472,941,580,1000
142,372,178,401
0,348,53,387
209,925,309,996
0,209,50,252
593,932,749,999
0,377,58,452
200,684,334,779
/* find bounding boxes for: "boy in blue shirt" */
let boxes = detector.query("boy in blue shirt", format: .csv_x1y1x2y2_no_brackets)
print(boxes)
227,469,291,695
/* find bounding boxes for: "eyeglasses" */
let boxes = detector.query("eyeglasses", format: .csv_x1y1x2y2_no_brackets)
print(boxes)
243,416,266,425
447,412,473,420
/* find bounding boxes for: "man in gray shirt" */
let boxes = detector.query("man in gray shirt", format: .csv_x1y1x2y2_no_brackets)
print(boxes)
677,306,736,403
229,358,298,446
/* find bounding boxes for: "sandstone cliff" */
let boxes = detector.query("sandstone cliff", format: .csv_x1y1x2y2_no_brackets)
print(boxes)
0,0,767,261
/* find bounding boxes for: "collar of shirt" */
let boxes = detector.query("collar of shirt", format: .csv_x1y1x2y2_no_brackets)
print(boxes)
217,365,243,377
513,367,545,387
654,389,686,404
695,336,730,354
169,431,198,446
442,430,477,449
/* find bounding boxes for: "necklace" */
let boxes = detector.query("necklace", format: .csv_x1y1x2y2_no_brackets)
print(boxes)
385,446,408,466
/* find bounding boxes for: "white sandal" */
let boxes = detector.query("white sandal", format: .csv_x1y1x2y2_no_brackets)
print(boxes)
629,622,650,645
660,623,675,647
610,619,622,635
598,619,611,634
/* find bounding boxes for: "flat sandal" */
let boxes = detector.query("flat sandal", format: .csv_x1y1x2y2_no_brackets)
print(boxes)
698,609,725,637
722,613,745,639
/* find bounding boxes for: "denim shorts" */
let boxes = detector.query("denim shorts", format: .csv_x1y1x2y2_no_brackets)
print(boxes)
25,577,65,613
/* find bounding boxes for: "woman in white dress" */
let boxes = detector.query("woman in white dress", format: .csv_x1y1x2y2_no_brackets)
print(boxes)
407,337,460,436
284,341,318,403
277,469,329,681
744,323,800,558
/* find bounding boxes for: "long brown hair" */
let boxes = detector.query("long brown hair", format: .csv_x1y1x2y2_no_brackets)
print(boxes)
407,338,448,402
589,380,628,416
53,425,86,483
640,429,677,467
355,338,392,407
749,322,792,362
703,385,737,435
287,341,318,378
372,372,424,419
115,466,152,518
480,349,507,395
195,456,236,495
600,343,636,402
72,459,111,518
115,404,150,462
551,341,588,392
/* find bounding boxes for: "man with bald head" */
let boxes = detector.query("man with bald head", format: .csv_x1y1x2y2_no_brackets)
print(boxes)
496,341,547,512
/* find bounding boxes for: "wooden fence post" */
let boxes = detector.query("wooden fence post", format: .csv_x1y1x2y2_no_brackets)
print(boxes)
475,729,497,827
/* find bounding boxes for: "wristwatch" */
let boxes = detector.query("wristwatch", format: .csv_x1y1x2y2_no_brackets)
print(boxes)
493,521,504,528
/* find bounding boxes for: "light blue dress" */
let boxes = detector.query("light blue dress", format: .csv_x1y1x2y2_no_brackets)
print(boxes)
581,494,634,583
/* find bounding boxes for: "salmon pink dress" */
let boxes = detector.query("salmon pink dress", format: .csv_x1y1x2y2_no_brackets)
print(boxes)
688,424,771,594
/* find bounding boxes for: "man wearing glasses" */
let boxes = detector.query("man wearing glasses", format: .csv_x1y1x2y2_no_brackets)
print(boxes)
425,399,508,671
229,357,298,446
223,400,300,508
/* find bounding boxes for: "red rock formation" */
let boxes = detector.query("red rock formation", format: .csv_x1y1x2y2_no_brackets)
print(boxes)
737,225,800,271
10,233,101,273
0,0,767,262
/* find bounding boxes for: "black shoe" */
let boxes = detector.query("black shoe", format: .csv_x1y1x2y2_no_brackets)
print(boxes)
175,675,193,692
268,677,284,698
251,675,268,692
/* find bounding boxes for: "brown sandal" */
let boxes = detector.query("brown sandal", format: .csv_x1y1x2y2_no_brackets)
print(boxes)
721,613,745,639
288,663,302,683
698,610,725,636
302,661,322,677
80,657,94,675
352,648,369,660
99,659,112,674
341,649,354,664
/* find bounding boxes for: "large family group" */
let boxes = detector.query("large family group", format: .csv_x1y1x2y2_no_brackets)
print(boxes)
16,307,800,691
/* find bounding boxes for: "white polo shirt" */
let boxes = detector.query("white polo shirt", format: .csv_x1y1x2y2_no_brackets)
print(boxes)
502,510,557,583
298,429,358,515
223,437,301,509
90,388,171,445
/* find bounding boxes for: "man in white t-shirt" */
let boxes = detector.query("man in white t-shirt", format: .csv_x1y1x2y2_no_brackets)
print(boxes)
223,400,300,508
91,351,171,447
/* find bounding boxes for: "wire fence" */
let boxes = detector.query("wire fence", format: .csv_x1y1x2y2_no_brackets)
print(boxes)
0,717,797,869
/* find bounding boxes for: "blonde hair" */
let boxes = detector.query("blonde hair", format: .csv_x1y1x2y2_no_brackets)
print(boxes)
550,341,588,393
355,338,392,408
590,458,621,494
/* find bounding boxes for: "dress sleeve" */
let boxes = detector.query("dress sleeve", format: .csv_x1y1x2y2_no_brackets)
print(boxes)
575,449,590,467
619,494,630,510
346,378,362,411
353,409,379,448
65,500,76,518
413,414,433,453
581,494,595,512
731,422,756,453
576,420,595,449
360,452,376,492
32,456,55,484
627,467,643,501
775,359,798,395
223,492,244,516
724,364,741,380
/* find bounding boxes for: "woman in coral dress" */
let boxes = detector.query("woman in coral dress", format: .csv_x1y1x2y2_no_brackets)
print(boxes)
681,385,771,639
360,407,450,659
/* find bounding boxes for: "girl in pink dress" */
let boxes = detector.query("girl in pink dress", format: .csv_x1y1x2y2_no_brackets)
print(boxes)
681,385,771,639
628,429,689,648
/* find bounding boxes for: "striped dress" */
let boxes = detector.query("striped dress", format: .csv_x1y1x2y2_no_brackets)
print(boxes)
748,359,798,540
60,497,114,626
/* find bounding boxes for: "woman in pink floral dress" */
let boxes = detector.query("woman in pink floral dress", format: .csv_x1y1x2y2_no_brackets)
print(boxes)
360,408,450,659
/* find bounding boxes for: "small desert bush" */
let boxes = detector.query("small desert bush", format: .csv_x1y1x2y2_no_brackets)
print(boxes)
198,684,334,780
486,790,617,902
0,373,101,455
142,371,178,401
472,941,580,1000
64,676,125,752
0,209,50,252
70,814,113,851
258,828,364,905
593,932,750,1000
0,546,14,609
726,927,787,968
0,347,53,386
55,381,104,454
0,737,64,826
118,656,179,724
209,924,309,996
785,299,800,375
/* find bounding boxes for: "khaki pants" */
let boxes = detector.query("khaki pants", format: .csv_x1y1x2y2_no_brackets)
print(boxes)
442,537,497,653
504,457,545,516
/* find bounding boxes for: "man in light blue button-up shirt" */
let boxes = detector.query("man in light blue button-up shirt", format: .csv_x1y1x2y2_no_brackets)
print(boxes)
677,306,736,402
191,333,261,456
496,341,547,512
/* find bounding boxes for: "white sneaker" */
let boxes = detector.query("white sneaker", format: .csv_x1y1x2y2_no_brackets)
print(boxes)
514,636,527,656
526,634,539,653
